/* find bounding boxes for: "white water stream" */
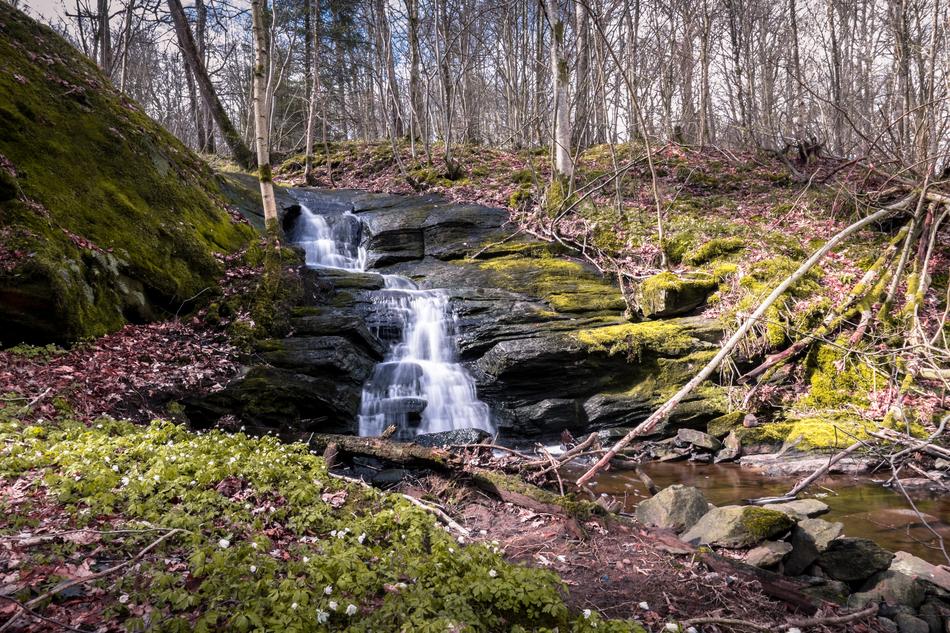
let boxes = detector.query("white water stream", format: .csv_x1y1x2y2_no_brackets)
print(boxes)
289,203,494,439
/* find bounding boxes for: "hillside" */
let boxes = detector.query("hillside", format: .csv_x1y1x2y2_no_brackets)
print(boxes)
0,4,254,343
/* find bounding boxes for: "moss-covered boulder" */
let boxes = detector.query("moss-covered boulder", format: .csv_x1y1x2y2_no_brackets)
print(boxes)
638,271,718,319
680,505,795,548
0,4,254,343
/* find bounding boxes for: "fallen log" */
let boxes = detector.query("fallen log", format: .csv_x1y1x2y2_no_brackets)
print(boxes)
307,433,596,517
698,551,819,615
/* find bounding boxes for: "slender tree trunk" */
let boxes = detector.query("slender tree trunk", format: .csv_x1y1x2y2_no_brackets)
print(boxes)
251,0,278,231
303,0,320,183
98,0,111,74
544,0,572,179
406,0,423,143
167,0,254,167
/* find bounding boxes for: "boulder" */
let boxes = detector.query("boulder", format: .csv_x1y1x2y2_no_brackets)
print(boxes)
635,485,710,532
798,576,851,606
714,431,742,462
818,538,895,583
784,518,843,576
745,540,792,568
918,601,949,633
849,570,926,610
894,614,931,633
638,272,718,319
680,506,794,548
764,499,830,521
890,551,950,596
676,428,722,452
413,428,491,448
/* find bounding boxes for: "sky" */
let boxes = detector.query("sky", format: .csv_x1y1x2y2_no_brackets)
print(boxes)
20,0,67,23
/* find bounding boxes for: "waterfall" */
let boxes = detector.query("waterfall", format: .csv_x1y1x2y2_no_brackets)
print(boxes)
290,202,494,439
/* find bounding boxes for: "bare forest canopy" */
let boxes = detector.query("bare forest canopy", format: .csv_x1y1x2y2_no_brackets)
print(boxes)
16,0,950,177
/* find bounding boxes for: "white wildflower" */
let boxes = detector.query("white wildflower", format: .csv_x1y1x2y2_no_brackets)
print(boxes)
111,465,119,472
583,609,592,619
457,536,465,544
664,623,680,632
218,538,230,549
250,565,257,573
328,600,338,611
638,601,649,610
345,604,357,616
251,542,258,549
324,585,333,596
121,476,130,486
488,569,497,578
357,533,366,544
303,556,310,563
316,609,329,624
118,594,129,604
291,602,298,610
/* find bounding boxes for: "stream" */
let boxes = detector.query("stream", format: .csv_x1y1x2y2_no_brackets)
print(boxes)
584,461,950,565
289,196,950,567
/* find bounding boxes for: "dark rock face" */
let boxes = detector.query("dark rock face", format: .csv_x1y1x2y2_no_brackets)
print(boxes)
190,188,726,440
818,537,896,582
414,428,492,447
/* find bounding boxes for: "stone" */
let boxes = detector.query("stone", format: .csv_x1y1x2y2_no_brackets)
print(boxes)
764,499,830,521
848,571,926,609
714,430,741,462
895,614,932,633
818,538,895,583
739,454,871,476
635,485,710,532
878,618,899,633
785,518,844,576
680,506,794,548
413,428,491,448
918,601,949,633
797,576,850,605
638,272,718,319
676,428,722,452
890,551,950,595
745,540,792,568
935,458,949,470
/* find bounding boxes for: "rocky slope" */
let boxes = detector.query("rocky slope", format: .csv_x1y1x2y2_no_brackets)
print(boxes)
188,188,726,440
0,5,254,343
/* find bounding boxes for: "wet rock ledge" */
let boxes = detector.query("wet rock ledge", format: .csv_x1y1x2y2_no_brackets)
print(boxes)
186,188,726,440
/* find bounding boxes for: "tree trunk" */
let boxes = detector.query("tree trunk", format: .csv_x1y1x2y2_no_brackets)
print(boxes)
303,0,320,183
544,0,572,178
250,0,278,231
98,0,112,74
167,0,254,168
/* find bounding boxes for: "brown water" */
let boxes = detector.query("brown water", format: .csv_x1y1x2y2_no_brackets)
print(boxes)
583,461,950,566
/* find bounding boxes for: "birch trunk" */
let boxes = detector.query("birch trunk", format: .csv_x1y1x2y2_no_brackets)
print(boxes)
544,0,572,178
251,0,278,232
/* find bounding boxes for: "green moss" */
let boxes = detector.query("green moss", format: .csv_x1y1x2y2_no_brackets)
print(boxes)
797,343,876,409
685,237,746,265
0,5,254,341
543,177,570,218
739,507,794,540
737,415,879,450
474,255,625,315
707,411,744,438
575,321,696,359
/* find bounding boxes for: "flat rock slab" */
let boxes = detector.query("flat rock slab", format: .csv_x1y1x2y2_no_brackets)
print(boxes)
681,505,794,549
676,428,722,452
763,499,830,520
739,454,871,476
889,550,950,595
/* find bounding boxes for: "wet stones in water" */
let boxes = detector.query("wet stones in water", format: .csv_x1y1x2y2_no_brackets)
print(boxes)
714,430,742,463
817,537,895,582
635,484,709,532
680,505,794,548
784,518,843,576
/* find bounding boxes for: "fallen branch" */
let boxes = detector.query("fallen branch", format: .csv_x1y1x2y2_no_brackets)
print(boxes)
746,441,864,504
0,528,186,633
576,192,917,487
0,595,88,633
400,493,471,537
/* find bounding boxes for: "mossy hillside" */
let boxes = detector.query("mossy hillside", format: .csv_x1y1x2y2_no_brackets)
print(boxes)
474,254,626,315
0,414,644,633
0,4,254,342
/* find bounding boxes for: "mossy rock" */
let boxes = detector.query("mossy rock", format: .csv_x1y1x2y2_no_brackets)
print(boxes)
574,320,701,358
707,411,744,438
0,4,254,343
638,271,718,319
681,506,795,548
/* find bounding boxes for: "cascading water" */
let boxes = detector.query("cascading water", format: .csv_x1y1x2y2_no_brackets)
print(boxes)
289,201,494,439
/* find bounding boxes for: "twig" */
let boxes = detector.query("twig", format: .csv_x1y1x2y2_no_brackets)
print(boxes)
0,595,89,633
400,493,471,537
680,616,770,631
0,528,187,633
785,603,878,628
